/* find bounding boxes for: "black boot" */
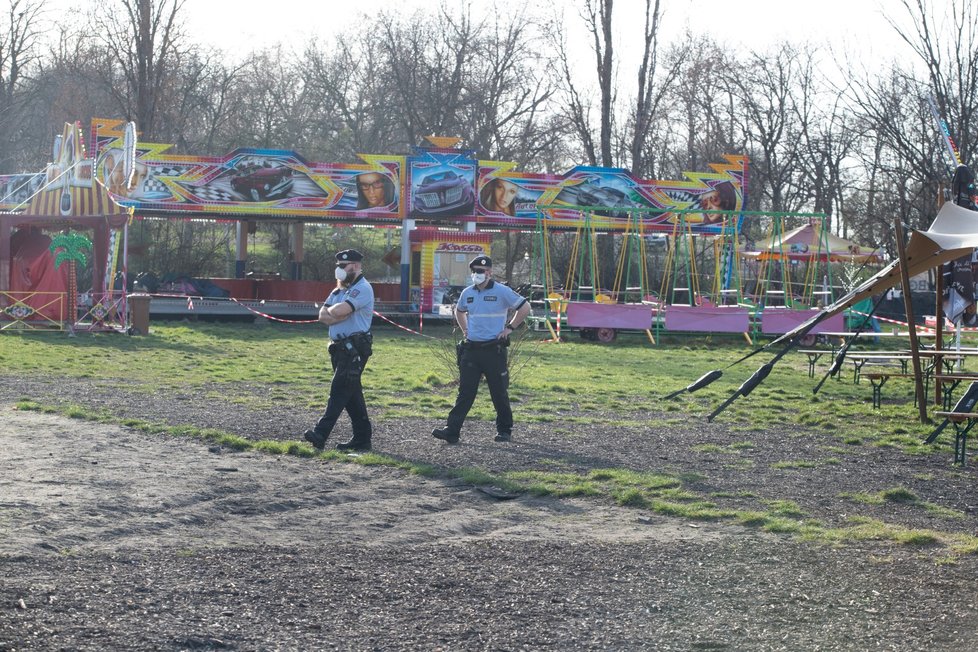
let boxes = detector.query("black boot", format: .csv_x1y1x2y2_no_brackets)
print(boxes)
304,429,328,450
337,438,371,452
432,427,460,444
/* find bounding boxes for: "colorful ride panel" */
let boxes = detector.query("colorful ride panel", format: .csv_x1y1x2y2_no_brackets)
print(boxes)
0,119,747,234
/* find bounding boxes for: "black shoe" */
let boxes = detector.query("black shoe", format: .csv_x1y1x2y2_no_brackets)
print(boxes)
336,439,371,452
304,429,327,450
494,431,511,442
432,427,460,444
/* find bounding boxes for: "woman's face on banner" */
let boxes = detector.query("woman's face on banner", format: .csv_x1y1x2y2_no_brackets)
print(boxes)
357,172,388,207
494,180,518,208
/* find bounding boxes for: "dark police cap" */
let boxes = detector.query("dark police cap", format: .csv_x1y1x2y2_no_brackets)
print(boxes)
336,249,364,262
469,255,492,269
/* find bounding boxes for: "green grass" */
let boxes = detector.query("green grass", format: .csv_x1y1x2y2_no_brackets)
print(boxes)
0,323,958,450
5,322,977,557
839,487,967,520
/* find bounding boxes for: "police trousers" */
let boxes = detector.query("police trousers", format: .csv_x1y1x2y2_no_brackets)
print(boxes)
314,335,372,441
446,341,512,436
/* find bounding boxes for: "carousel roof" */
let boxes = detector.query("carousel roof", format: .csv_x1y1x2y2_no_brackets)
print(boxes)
742,223,882,263
10,176,131,227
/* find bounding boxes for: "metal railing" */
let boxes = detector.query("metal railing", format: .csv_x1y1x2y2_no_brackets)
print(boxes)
0,291,65,331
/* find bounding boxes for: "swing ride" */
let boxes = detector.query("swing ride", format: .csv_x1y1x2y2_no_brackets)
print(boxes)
529,204,883,345
664,91,978,428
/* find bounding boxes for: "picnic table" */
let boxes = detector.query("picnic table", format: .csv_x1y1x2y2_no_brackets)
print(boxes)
849,350,966,384
927,381,978,465
856,352,978,408
798,348,837,378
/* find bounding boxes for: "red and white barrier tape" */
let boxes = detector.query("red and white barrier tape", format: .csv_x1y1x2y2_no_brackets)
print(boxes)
233,298,436,335
151,292,438,334
372,309,436,338
851,309,978,334
229,298,318,324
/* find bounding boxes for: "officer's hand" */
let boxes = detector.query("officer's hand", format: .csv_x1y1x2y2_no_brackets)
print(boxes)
497,326,513,340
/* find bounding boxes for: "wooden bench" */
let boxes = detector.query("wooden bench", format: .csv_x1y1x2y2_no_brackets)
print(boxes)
927,382,978,465
862,373,921,409
850,352,965,385
849,353,911,384
932,373,978,410
798,349,837,379
860,357,967,408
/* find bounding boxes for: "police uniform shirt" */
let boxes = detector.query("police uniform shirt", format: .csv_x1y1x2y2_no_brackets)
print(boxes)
325,275,374,340
456,279,527,342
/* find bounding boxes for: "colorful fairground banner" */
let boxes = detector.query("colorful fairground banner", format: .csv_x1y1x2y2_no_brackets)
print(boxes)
0,119,746,233
477,157,746,231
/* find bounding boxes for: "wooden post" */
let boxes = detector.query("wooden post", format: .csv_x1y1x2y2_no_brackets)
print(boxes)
894,217,928,423
935,266,945,406
935,182,945,406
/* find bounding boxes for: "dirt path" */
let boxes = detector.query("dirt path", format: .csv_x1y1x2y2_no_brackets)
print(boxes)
3,406,978,651
0,407,712,556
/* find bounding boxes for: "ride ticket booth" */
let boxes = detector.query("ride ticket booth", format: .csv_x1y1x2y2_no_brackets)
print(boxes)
409,228,491,315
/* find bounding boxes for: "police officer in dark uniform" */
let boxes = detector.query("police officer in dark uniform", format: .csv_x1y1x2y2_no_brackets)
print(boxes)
304,249,375,452
432,255,531,444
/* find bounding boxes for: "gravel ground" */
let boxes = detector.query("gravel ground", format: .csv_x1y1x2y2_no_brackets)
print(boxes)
3,373,978,651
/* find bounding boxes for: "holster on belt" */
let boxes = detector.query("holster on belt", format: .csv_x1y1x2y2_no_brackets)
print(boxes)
330,332,372,379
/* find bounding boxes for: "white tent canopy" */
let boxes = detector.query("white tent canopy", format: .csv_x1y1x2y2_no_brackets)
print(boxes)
773,201,978,345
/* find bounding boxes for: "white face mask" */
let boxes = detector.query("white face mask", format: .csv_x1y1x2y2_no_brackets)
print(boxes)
471,272,486,285
334,266,348,281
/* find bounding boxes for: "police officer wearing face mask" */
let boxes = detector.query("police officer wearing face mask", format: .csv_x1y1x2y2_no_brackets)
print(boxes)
304,249,375,452
432,255,531,444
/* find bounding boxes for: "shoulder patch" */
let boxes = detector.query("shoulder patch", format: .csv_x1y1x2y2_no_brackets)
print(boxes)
350,289,360,298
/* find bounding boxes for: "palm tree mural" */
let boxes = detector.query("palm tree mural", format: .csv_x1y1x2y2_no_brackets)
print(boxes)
49,231,92,329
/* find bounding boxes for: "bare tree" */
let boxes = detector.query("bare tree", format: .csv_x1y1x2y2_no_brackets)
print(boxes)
0,0,45,172
553,0,614,167
301,34,398,160
371,6,477,150
586,0,614,166
627,0,687,178
464,10,557,163
657,36,739,178
553,16,598,166
226,46,312,150
188,54,250,153
886,0,978,164
851,68,939,236
90,0,187,138
727,44,808,213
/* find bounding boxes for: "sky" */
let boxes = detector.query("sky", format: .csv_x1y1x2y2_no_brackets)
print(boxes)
174,0,905,63
40,0,913,76
170,0,920,89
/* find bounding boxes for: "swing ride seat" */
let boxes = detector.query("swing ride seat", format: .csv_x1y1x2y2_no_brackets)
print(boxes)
565,301,652,331
760,308,845,336
717,288,740,306
764,289,787,307
663,304,750,333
